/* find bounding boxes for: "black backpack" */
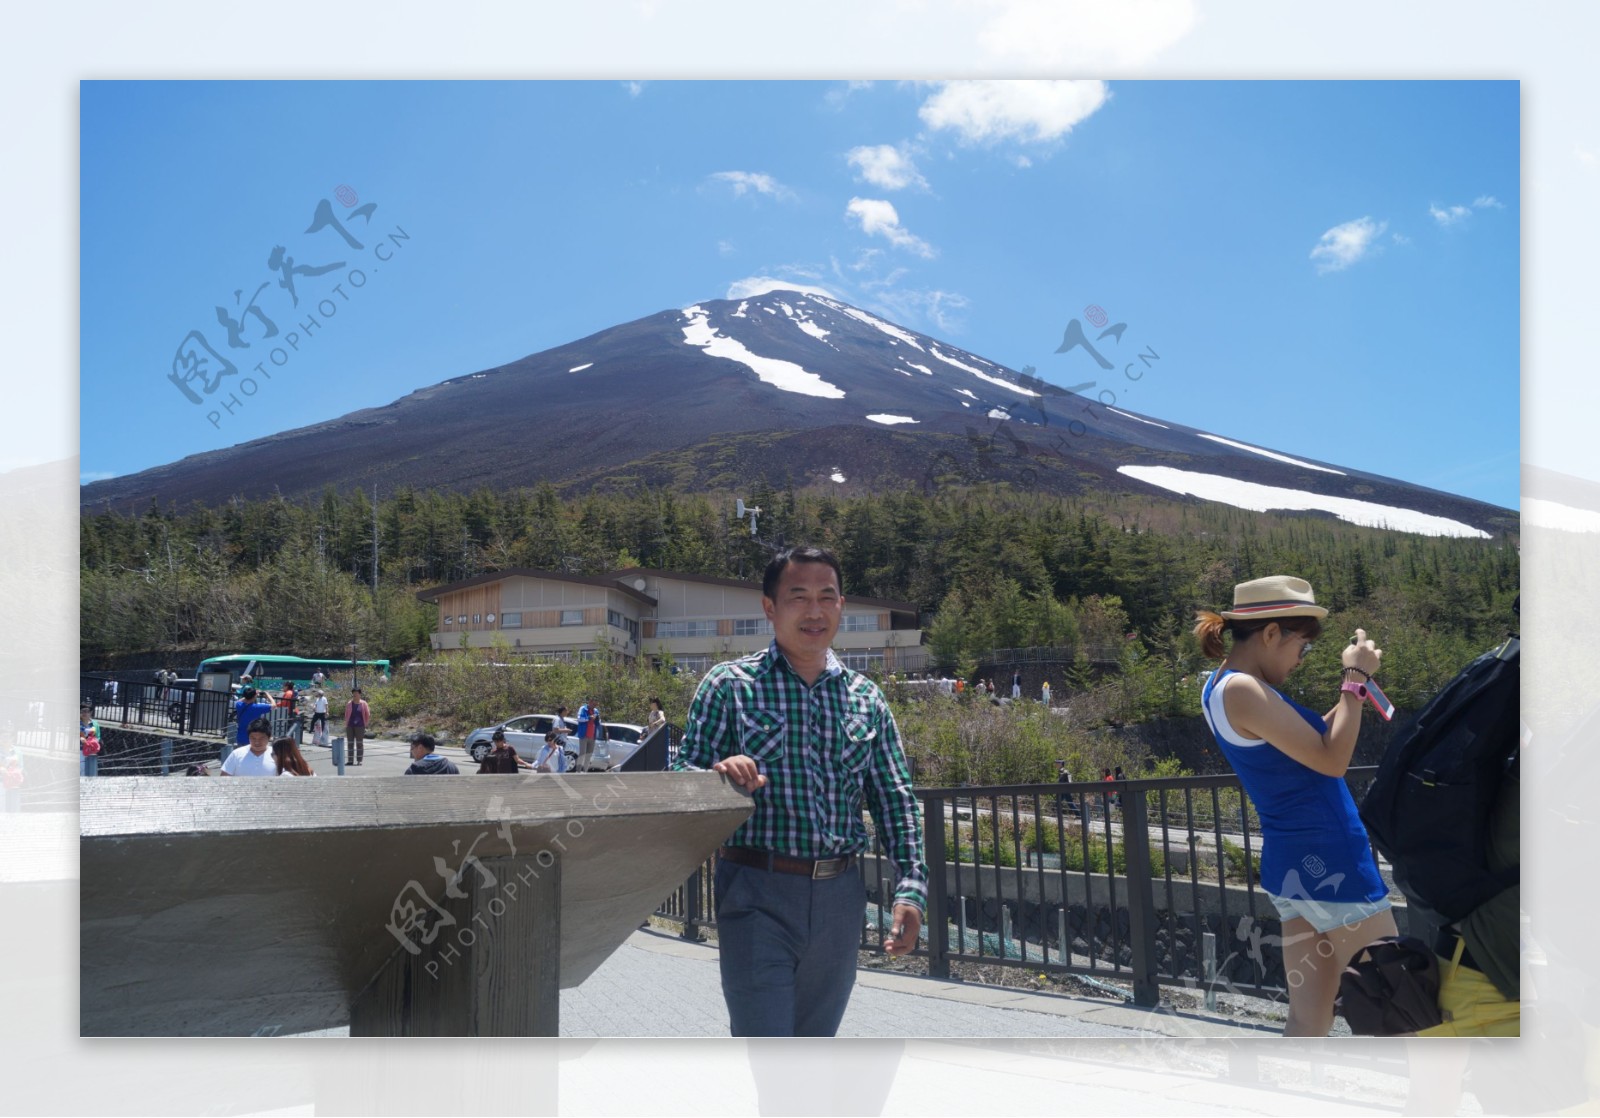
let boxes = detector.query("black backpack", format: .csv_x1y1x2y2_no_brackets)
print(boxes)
1358,636,1520,927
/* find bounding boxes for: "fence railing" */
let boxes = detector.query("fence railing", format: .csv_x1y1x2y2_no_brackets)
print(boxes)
81,674,236,739
653,768,1386,1009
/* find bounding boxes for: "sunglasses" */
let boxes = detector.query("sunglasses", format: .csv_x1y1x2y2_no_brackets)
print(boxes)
1297,640,1315,661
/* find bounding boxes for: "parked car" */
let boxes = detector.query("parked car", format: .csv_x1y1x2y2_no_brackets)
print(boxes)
462,715,646,769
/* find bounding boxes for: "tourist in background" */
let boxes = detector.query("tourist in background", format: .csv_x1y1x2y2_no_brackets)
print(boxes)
2,731,24,811
404,732,458,775
344,688,370,766
221,718,279,777
80,704,103,777
478,728,532,773
271,737,314,776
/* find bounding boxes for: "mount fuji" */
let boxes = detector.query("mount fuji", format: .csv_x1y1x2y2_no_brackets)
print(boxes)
81,286,1512,538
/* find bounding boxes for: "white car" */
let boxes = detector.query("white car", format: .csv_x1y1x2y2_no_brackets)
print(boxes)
462,715,646,770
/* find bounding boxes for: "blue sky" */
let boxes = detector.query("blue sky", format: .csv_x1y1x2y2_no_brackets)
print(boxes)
81,80,1519,508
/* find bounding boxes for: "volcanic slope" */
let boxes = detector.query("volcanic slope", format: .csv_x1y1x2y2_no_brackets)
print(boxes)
82,288,1512,538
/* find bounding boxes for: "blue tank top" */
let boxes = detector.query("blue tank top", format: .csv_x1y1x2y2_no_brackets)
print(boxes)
1200,669,1387,904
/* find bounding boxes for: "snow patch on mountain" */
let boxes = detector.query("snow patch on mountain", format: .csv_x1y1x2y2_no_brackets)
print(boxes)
568,363,594,373
818,299,926,351
1198,434,1345,475
681,306,846,399
903,360,933,375
866,414,919,425
929,345,1040,397
1108,407,1167,429
830,469,847,483
1118,466,1489,538
955,388,978,400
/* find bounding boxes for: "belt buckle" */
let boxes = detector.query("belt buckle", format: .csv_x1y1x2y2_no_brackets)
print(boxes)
812,855,846,880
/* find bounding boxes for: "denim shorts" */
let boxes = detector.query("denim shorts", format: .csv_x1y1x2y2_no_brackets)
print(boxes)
1268,890,1392,934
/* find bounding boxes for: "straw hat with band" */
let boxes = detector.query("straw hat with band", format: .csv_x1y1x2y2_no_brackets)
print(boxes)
1220,575,1328,621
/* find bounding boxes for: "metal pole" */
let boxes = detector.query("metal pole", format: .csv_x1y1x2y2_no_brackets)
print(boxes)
1121,785,1162,1008
924,795,950,978
682,866,702,939
1203,931,1218,1012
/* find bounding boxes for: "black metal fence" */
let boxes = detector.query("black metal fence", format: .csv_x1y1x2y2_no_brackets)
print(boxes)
653,768,1388,1008
81,673,236,739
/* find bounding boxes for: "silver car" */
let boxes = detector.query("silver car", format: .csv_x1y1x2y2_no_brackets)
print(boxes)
462,715,645,770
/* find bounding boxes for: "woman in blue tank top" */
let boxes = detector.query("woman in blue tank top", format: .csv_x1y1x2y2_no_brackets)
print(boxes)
1195,575,1392,1036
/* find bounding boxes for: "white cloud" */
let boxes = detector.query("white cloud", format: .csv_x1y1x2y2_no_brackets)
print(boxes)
967,0,1197,66
918,80,1109,145
725,276,838,300
717,240,736,256
1430,195,1505,226
845,197,935,257
1014,154,1033,169
874,287,972,333
825,80,875,109
1310,216,1387,273
709,171,794,200
623,81,644,98
846,145,928,191
1392,231,1411,245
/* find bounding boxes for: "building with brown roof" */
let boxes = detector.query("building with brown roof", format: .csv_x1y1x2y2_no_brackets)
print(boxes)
415,567,926,674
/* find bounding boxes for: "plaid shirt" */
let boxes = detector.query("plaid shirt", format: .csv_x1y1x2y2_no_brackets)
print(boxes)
673,642,927,913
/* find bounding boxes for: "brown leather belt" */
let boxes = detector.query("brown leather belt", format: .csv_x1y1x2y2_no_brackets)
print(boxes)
719,845,856,880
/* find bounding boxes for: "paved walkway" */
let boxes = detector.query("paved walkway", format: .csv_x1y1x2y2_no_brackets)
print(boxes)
558,928,1271,1039
299,927,1271,1040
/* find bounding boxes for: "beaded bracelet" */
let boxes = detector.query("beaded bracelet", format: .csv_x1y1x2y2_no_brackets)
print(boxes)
1341,666,1373,682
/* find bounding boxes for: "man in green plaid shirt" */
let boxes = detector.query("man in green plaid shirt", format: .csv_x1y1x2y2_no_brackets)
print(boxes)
673,545,926,1037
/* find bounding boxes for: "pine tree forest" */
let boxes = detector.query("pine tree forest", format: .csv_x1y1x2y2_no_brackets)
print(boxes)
81,482,1518,716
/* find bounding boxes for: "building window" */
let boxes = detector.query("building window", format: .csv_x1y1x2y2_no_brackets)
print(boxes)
608,609,631,631
655,620,718,639
560,609,585,626
841,614,881,632
734,618,774,636
500,612,522,629
839,651,885,672
675,655,713,674
627,619,638,641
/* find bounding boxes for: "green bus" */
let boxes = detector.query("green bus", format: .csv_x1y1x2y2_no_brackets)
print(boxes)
195,654,393,686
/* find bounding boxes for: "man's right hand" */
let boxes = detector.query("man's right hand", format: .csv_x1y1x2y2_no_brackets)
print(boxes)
712,754,768,793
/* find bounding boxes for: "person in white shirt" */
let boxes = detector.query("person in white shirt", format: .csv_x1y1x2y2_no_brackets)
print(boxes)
309,689,329,743
534,731,570,773
221,718,278,777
